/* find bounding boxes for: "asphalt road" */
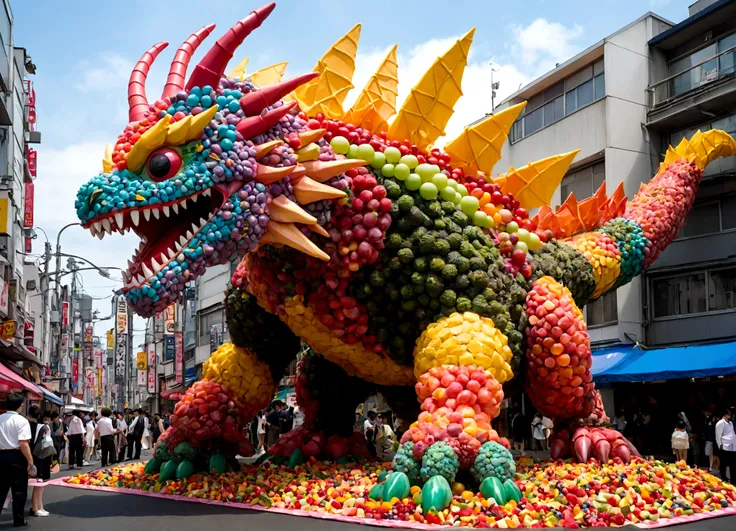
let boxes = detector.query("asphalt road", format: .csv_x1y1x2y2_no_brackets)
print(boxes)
2,452,736,531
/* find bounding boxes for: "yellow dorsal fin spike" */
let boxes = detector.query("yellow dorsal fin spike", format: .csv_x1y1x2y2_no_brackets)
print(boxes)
444,102,527,176
387,28,475,151
126,114,172,171
102,143,114,173
228,57,249,80
663,129,736,172
343,44,399,134
247,62,288,86
287,24,362,119
497,150,580,210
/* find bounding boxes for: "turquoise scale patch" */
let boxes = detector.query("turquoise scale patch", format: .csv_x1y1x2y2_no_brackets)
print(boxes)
598,218,648,287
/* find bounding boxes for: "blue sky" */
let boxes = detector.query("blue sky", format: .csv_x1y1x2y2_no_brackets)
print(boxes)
12,0,690,339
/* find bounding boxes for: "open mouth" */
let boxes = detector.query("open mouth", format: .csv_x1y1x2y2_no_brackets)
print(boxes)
85,187,225,289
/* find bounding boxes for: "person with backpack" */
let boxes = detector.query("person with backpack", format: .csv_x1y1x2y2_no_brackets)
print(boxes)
50,411,66,465
28,407,56,517
126,409,144,460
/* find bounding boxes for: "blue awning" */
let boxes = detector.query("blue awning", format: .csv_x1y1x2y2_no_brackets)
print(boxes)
591,345,636,376
593,341,736,384
40,386,64,406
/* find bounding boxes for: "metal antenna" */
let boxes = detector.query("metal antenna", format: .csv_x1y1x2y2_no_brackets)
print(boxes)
490,63,500,112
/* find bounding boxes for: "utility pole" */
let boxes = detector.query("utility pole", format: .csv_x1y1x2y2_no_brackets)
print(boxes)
490,63,500,113
70,265,77,396
41,241,51,366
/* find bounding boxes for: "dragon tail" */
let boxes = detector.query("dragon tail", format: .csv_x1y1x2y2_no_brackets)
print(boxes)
560,129,736,301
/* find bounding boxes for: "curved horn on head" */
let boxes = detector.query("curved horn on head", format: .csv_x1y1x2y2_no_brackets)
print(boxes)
239,72,318,115
128,42,168,123
162,24,217,100
186,3,276,91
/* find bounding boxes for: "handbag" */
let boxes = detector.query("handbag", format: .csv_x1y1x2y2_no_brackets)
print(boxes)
33,424,58,460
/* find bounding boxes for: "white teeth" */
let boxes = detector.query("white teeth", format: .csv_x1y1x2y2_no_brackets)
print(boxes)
202,189,211,197
160,252,168,264
190,223,198,234
150,257,161,271
167,248,176,259
172,203,178,215
122,270,130,284
180,200,187,210
135,274,145,285
186,230,194,240
130,211,139,226
89,226,97,237
101,218,111,233
94,221,102,233
191,195,198,203
152,208,160,220
141,264,153,279
163,205,170,217
143,209,151,222
199,217,208,227
179,235,187,247
97,232,104,240
127,259,134,270
114,213,124,229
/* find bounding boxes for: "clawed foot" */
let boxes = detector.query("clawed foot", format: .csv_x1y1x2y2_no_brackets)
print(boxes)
550,426,640,463
268,425,372,462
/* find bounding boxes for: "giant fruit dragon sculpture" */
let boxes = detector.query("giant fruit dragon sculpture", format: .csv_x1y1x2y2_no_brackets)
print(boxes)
76,2,736,494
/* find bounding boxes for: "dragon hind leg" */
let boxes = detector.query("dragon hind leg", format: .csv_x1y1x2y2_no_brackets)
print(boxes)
155,285,301,468
268,349,377,461
524,276,639,463
393,312,517,493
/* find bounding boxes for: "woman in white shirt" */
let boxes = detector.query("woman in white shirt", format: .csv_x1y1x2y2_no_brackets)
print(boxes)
83,414,97,464
256,411,266,454
142,413,152,450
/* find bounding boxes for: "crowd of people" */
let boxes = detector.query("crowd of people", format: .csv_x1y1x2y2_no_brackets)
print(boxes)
250,400,303,454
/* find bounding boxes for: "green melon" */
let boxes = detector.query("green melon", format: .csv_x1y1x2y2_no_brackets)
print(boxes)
421,475,453,512
383,471,410,500
159,460,178,482
480,476,506,504
176,459,195,480
209,454,227,475
144,457,161,475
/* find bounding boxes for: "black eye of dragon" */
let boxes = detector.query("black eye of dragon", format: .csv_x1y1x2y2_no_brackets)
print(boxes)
146,148,182,181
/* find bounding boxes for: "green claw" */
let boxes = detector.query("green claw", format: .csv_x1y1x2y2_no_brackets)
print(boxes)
421,475,453,512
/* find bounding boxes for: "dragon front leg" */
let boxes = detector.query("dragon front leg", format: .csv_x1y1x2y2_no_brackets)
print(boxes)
392,311,517,499
524,276,639,464
155,285,301,470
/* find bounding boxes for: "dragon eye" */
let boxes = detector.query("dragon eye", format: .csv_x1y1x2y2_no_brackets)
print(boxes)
146,148,182,181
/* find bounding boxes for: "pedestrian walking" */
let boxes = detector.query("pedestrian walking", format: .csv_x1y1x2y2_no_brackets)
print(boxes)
0,392,34,527
50,411,66,465
115,412,128,462
704,410,719,474
29,408,55,517
83,412,97,464
67,410,85,469
532,412,547,451
152,414,164,445
126,409,144,460
142,412,152,450
95,408,116,467
256,410,266,454
716,409,735,482
672,420,689,462
266,402,282,448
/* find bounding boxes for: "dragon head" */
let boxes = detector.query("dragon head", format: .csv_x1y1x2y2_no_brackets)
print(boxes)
75,4,346,317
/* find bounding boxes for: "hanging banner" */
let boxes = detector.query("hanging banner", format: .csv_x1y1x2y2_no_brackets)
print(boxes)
114,334,126,384
27,149,37,178
23,181,33,228
137,369,147,387
25,237,31,254
72,357,79,383
62,302,69,327
95,350,103,369
60,334,69,358
84,326,93,343
106,329,114,348
0,277,7,317
116,298,128,334
136,351,147,370
165,304,176,334
175,332,183,385
147,342,156,394
97,368,103,396
165,335,174,361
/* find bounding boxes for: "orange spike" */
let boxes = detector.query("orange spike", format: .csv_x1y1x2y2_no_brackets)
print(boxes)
255,163,296,185
268,195,317,224
253,139,283,160
308,223,330,238
261,221,330,261
302,159,367,182
298,128,327,145
291,164,307,180
293,176,346,204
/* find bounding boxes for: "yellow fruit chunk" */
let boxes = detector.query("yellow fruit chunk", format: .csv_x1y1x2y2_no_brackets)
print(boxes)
202,343,276,405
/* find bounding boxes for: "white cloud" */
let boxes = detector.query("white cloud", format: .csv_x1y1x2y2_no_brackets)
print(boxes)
74,54,135,93
511,18,584,73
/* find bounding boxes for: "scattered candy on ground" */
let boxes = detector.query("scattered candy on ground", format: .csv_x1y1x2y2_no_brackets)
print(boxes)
63,457,736,528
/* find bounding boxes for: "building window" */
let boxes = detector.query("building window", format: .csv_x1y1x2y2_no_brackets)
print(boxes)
508,59,604,143
651,266,736,318
652,272,706,318
198,307,223,345
560,161,605,201
674,193,736,240
668,33,736,98
587,290,617,326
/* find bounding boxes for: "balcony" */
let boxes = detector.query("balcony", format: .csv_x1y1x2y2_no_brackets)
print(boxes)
647,45,736,130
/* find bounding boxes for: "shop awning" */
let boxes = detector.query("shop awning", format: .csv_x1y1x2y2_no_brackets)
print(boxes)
0,338,42,366
0,362,43,397
591,344,637,377
593,341,736,384
39,386,64,406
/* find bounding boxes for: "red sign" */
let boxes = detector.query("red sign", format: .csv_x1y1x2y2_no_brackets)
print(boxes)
175,332,183,385
147,343,156,394
62,302,69,327
27,149,36,178
24,237,31,253
23,181,33,228
24,81,36,130
72,358,79,383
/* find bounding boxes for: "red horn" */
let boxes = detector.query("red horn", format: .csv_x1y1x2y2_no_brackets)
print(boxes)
162,24,217,100
128,42,168,123
240,72,318,115
185,3,276,91
236,100,297,139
